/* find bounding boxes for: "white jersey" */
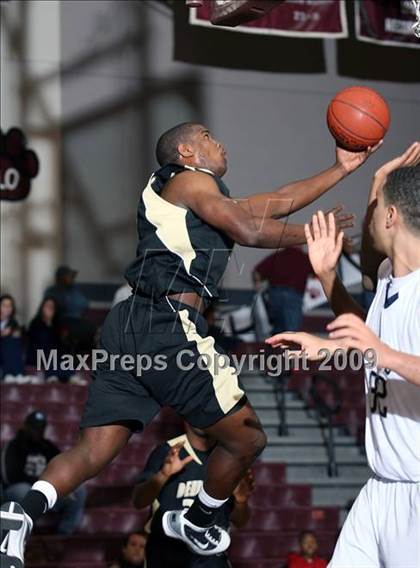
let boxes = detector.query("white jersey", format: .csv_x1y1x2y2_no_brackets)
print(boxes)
365,258,420,482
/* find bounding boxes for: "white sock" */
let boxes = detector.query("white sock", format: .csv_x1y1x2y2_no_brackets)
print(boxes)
198,487,228,509
32,480,58,510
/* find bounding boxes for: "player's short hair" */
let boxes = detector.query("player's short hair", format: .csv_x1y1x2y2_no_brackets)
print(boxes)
155,122,200,166
383,166,420,234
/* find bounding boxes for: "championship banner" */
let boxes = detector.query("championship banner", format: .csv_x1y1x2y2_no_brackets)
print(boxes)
0,128,39,201
356,0,420,49
189,0,348,38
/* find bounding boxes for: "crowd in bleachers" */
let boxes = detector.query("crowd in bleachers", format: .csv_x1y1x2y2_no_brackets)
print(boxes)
1,263,334,567
0,265,95,384
2,384,338,568
1,410,87,536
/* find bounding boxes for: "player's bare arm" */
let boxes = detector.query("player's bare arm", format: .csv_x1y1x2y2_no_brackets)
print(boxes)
162,171,353,249
237,142,382,219
306,210,366,319
361,142,420,291
265,331,343,361
267,317,420,388
132,470,169,510
327,314,420,386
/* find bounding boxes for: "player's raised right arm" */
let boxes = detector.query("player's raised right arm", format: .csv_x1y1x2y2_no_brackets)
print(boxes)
239,143,381,219
361,142,420,291
170,171,308,248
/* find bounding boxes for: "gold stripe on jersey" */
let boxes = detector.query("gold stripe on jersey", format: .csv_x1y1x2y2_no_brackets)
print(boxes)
143,176,196,274
179,309,244,414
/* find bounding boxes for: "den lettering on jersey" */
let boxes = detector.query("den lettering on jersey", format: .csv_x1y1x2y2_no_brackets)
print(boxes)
139,435,233,567
365,259,420,482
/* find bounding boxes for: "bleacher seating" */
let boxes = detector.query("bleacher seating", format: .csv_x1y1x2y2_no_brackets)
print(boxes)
25,529,338,567
289,367,366,444
1,382,339,567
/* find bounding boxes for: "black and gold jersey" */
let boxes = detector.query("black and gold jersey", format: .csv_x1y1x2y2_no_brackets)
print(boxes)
125,164,234,300
138,434,233,568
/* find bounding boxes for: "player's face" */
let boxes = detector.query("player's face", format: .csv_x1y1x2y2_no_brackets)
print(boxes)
122,534,146,565
300,533,318,557
367,183,390,253
190,126,227,177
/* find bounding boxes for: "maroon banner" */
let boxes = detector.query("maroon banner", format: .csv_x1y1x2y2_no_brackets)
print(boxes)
356,0,420,49
189,0,348,38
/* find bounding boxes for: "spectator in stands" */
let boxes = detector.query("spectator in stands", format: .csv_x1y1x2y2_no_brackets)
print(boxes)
253,247,312,333
25,297,71,382
109,531,147,568
0,294,25,379
204,303,242,352
45,265,95,356
0,410,86,534
133,422,254,567
287,531,327,568
45,265,89,320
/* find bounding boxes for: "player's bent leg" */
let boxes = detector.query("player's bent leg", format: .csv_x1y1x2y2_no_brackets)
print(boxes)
0,424,131,567
154,301,265,555
39,423,132,494
202,401,266,499
328,478,380,568
163,402,266,557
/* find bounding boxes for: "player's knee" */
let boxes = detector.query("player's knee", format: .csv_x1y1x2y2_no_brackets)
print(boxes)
227,428,267,464
240,430,267,466
249,428,267,460
240,415,267,460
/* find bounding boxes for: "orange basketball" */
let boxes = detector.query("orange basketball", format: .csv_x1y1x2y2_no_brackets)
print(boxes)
327,86,390,152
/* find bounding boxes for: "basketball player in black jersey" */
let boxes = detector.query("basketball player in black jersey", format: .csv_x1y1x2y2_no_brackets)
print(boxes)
1,122,380,566
133,422,254,567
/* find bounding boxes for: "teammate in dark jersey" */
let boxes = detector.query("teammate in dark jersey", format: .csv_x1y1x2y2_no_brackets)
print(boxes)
133,422,254,567
1,122,380,566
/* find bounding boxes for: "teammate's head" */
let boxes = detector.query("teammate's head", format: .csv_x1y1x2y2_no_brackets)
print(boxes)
299,530,318,559
367,166,420,254
121,531,147,565
156,122,227,176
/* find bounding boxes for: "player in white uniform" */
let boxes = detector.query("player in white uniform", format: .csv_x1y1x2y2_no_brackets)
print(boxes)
266,143,420,568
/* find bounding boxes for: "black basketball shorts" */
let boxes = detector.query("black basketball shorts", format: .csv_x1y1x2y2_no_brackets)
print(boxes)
80,295,246,431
